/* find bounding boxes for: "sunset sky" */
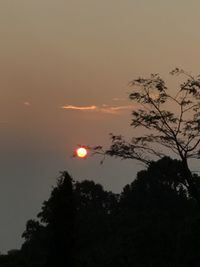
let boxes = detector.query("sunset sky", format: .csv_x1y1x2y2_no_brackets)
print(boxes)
1,0,200,252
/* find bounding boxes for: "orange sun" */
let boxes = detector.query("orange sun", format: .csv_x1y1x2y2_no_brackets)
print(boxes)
76,147,88,158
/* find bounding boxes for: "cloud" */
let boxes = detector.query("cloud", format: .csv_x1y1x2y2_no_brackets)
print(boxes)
61,104,133,114
100,105,133,114
61,105,97,111
24,101,31,106
112,97,126,101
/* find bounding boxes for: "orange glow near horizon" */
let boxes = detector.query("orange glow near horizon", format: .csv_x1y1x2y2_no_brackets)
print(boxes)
76,147,88,158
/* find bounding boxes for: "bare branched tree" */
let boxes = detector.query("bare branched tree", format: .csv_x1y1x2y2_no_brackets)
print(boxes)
92,68,200,205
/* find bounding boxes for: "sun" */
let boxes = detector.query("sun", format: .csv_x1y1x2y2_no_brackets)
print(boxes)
76,147,88,158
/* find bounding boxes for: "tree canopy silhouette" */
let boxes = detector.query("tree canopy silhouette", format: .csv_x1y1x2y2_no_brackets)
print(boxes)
8,157,198,266
21,171,75,267
92,68,200,206
21,172,118,267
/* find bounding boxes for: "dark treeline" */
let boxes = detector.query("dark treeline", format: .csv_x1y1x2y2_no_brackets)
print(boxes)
2,156,200,266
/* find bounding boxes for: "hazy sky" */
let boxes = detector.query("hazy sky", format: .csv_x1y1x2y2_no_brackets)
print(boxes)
1,0,200,253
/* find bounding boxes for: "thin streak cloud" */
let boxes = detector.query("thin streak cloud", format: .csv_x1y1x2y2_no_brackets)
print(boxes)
61,105,97,111
100,105,133,114
61,104,133,114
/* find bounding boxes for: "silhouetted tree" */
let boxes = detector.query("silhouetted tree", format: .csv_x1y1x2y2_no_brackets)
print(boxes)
21,171,75,267
20,159,200,267
21,173,118,267
0,250,26,267
21,219,47,266
38,171,75,267
108,157,200,266
92,69,200,206
74,180,118,267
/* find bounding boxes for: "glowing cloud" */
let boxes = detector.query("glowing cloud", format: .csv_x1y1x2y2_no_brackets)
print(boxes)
61,105,97,111
61,104,133,114
100,105,133,114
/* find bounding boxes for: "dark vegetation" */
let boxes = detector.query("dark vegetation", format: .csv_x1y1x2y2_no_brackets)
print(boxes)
1,157,200,266
92,68,200,206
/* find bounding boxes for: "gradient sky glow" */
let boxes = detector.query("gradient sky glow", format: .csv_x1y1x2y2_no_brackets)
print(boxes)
1,0,200,253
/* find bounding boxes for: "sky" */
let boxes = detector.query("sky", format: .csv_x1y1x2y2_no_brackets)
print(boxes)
1,0,200,253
